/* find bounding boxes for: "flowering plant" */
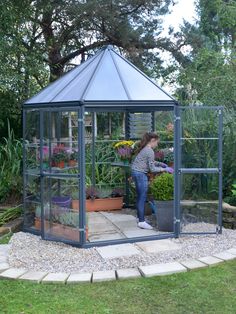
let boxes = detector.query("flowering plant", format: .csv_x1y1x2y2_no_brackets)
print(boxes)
52,145,69,163
155,147,174,164
113,140,134,161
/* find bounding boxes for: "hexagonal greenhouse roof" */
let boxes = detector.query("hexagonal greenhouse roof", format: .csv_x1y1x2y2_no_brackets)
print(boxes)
25,45,175,106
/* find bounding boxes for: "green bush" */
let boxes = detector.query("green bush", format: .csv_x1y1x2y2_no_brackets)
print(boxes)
0,123,23,202
150,173,174,201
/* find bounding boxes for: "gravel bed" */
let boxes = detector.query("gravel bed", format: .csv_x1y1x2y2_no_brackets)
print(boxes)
8,224,236,273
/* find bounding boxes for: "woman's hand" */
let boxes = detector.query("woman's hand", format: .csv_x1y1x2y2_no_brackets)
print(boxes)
164,167,174,174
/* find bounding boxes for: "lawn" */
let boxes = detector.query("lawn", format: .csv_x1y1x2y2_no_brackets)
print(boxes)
0,260,235,314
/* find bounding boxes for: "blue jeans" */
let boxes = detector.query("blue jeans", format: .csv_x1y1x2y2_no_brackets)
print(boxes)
131,170,148,222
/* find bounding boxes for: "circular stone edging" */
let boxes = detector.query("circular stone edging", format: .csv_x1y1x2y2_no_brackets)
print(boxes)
0,244,236,283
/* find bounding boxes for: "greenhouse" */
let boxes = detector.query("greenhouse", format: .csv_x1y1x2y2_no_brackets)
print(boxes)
23,45,223,248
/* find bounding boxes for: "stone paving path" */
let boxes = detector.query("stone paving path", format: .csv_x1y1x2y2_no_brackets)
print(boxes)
1,242,235,284
88,211,162,242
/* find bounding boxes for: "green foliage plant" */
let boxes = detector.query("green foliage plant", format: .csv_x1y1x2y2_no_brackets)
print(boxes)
150,173,174,201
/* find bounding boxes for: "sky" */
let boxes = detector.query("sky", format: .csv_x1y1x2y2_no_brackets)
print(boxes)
163,0,196,32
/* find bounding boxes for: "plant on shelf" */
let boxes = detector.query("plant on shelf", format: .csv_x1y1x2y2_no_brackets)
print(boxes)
113,140,134,164
155,147,174,167
52,145,69,168
69,150,78,167
149,172,174,232
72,185,124,211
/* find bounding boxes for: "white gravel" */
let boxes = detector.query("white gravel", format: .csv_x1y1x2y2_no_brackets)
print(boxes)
8,224,236,273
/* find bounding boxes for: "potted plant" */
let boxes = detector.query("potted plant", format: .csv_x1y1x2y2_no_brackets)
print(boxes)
52,149,69,168
113,140,134,164
71,186,124,211
149,172,174,232
155,147,174,167
69,150,78,167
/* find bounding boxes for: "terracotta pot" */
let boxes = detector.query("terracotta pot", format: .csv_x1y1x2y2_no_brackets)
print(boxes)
72,197,123,212
168,162,174,168
34,218,88,240
69,160,77,167
56,161,65,168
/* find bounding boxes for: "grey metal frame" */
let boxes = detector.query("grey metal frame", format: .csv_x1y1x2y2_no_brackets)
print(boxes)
22,103,223,248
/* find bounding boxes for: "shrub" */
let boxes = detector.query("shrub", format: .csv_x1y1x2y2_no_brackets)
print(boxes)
149,173,174,201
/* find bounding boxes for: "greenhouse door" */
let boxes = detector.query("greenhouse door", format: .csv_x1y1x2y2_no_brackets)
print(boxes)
40,107,86,246
174,106,223,235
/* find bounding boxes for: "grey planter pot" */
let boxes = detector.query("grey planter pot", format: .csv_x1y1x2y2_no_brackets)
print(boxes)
154,200,174,232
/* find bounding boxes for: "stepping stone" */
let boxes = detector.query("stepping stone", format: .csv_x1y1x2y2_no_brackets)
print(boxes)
225,248,236,255
96,243,140,259
198,256,223,266
0,268,27,279
180,259,206,270
136,239,181,253
89,232,124,242
139,262,187,277
0,262,10,272
213,252,236,261
20,271,48,283
116,268,141,280
42,272,69,284
123,229,159,238
92,270,116,282
67,272,92,284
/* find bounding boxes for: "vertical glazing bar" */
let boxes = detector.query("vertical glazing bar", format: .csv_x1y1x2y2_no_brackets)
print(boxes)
92,112,96,189
22,109,27,228
151,111,155,132
78,105,86,245
218,107,223,233
48,111,52,227
124,110,129,207
39,110,45,239
174,105,181,237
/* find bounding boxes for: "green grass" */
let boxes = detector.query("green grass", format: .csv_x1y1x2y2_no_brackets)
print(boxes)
0,260,235,314
0,232,12,244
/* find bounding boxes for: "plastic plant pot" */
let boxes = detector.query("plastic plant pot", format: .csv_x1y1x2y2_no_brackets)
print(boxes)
52,196,72,208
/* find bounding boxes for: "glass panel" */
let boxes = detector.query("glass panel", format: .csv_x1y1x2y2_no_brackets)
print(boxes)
180,173,219,233
42,177,81,242
85,50,128,100
180,108,219,168
112,52,172,100
25,110,40,172
42,110,79,175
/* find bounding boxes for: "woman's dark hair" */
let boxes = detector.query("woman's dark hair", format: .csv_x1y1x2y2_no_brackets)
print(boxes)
137,132,159,153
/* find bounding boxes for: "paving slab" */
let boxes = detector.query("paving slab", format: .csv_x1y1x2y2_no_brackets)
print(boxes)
116,268,141,280
0,256,8,263
198,256,223,266
213,252,236,261
123,229,159,238
102,212,136,222
67,272,92,284
0,262,10,272
0,244,11,253
89,232,124,242
19,271,48,283
225,248,236,255
139,262,187,277
113,220,139,231
180,259,207,270
0,268,27,279
136,239,181,253
88,222,118,233
92,270,116,282
42,272,69,284
96,243,141,259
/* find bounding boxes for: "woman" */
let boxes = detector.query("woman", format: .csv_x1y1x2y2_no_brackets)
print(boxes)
131,132,173,230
